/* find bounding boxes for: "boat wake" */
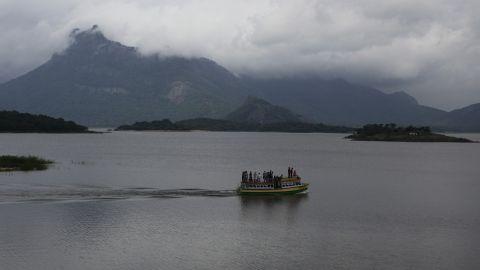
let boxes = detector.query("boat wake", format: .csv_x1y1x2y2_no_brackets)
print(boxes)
0,184,237,203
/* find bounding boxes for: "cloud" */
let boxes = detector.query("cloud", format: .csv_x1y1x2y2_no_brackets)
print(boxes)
0,0,479,110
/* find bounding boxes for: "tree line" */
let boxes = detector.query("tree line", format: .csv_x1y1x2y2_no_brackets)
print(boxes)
0,110,88,133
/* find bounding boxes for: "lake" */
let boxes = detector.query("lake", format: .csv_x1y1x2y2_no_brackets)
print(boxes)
1,131,480,269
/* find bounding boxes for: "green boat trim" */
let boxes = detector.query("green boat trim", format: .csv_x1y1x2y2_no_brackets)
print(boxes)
237,183,309,195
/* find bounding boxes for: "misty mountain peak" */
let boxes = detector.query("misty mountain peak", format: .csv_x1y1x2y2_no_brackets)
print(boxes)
66,25,135,57
3,27,476,129
71,25,108,45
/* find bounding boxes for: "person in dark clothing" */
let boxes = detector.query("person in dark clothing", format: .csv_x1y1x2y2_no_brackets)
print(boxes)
249,171,252,181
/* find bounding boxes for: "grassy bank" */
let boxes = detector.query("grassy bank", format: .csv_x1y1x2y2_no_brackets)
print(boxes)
0,155,53,171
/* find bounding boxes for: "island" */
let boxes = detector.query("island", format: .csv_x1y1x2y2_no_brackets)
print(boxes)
346,124,473,142
0,155,53,172
116,96,354,133
0,110,90,133
116,118,353,133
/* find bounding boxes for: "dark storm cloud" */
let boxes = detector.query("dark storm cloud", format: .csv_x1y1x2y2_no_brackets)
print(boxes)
0,0,479,110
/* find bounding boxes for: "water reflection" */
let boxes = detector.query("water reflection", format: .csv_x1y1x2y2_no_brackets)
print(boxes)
240,193,309,208
239,193,309,224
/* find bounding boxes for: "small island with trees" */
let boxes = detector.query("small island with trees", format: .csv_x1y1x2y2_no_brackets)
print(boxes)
0,155,53,172
116,118,353,133
346,124,474,142
0,110,90,133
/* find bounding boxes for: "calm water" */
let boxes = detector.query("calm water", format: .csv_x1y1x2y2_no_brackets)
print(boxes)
1,131,480,269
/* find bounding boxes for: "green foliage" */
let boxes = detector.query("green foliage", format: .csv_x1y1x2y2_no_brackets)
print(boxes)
0,110,88,133
0,155,53,171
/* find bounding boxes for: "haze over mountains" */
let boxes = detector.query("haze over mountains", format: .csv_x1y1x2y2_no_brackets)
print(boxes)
0,26,478,131
249,78,447,127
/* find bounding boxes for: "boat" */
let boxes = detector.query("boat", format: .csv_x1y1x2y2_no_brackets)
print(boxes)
237,169,309,195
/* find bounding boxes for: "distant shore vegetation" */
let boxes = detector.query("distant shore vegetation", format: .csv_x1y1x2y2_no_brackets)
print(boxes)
115,118,353,133
346,124,474,142
0,155,53,171
0,110,90,133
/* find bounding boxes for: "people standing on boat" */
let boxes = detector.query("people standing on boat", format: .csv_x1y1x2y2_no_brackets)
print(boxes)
242,168,300,183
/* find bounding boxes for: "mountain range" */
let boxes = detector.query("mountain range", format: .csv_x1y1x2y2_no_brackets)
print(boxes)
0,26,478,131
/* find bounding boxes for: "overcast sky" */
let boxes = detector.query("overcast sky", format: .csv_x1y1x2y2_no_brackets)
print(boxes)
0,0,479,110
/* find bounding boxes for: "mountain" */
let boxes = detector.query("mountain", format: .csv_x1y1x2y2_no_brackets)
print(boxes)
0,26,249,126
225,96,303,124
0,25,478,130
245,77,447,127
434,103,480,131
